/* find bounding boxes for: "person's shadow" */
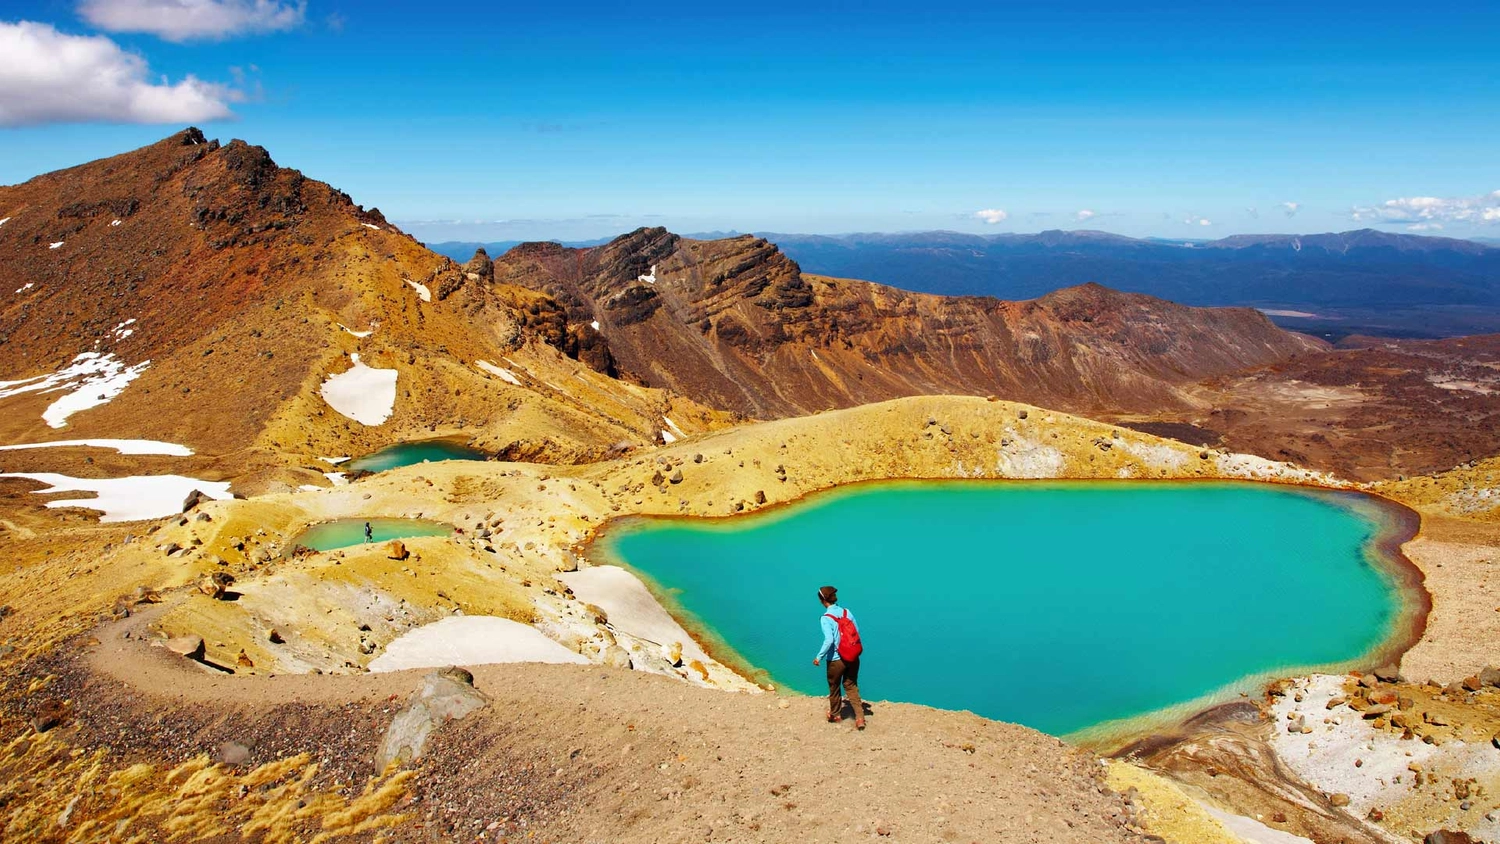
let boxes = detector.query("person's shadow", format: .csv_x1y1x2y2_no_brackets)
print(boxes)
839,699,874,720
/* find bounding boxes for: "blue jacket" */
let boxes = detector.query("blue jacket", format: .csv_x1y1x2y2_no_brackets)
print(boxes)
816,604,858,663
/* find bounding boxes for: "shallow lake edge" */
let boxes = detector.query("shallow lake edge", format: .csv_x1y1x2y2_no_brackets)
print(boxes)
580,476,1430,751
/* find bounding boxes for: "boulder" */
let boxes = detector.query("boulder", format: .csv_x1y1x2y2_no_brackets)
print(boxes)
1329,793,1350,807
753,490,767,505
165,635,205,660
664,641,683,667
375,668,489,770
1374,663,1403,682
1463,675,1484,692
1424,832,1478,844
1480,665,1500,688
669,469,683,484
236,650,254,668
387,540,408,561
181,489,208,512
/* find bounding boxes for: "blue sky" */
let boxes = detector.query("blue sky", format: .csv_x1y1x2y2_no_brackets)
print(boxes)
2,0,1499,242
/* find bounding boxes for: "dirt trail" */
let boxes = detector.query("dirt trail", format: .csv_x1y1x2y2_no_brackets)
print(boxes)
4,607,1145,843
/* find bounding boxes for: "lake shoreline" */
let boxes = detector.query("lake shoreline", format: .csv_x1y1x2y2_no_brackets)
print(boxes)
581,477,1432,751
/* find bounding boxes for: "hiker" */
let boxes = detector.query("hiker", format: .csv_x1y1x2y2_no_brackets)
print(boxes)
812,585,865,729
363,521,373,543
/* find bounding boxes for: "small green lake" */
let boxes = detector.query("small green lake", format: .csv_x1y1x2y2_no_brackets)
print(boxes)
345,439,487,474
291,518,453,551
598,481,1420,739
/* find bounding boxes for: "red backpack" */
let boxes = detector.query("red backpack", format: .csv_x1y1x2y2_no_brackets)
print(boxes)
825,609,863,662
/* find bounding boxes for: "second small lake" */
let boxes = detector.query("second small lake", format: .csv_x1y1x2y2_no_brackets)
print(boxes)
291,517,453,551
345,438,488,474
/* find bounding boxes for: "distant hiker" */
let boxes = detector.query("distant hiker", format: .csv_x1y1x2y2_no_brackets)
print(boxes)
812,585,865,729
363,521,373,544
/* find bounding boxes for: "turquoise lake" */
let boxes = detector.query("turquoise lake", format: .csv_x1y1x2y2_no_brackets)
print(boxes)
345,439,487,474
292,517,452,551
601,481,1417,739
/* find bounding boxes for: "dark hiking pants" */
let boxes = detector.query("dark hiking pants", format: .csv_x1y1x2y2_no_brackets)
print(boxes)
826,657,862,718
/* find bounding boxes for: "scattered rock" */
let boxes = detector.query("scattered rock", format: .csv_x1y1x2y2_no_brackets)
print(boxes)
1424,832,1477,844
30,699,66,733
664,641,683,667
669,469,683,484
375,667,490,770
1462,675,1483,692
165,635,205,660
1329,793,1350,807
1374,663,1403,682
1480,665,1500,688
387,540,408,561
236,650,254,668
197,571,234,599
217,741,251,766
267,629,284,644
602,645,633,669
753,490,766,505
1017,409,1028,419
181,489,208,512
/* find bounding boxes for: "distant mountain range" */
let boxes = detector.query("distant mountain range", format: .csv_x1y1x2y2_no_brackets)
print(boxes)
432,229,1500,339
755,230,1500,339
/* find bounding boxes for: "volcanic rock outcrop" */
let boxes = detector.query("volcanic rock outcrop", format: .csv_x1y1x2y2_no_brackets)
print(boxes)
494,228,1327,417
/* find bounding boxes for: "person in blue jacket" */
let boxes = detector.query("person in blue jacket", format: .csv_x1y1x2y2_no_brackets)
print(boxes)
812,584,865,729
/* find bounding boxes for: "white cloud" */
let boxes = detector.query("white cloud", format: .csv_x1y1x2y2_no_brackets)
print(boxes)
1075,209,1096,222
1183,215,1212,227
0,21,239,126
1407,223,1444,232
1280,201,1301,217
78,0,305,41
974,208,1008,225
1351,190,1500,225
1245,206,1259,218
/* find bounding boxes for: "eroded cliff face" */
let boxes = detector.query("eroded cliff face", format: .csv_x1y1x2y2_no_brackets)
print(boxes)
494,228,1328,418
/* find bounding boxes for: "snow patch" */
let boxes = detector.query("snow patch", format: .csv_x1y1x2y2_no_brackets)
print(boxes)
476,360,522,386
0,439,191,456
0,217,9,227
368,616,589,672
338,323,375,338
319,353,397,426
664,417,685,436
48,241,64,249
406,279,431,302
298,484,321,493
0,352,150,428
15,283,33,294
110,219,121,227
318,456,351,465
112,318,136,341
638,265,657,284
361,223,381,230
590,320,600,331
0,472,231,522
323,472,348,486
660,429,677,444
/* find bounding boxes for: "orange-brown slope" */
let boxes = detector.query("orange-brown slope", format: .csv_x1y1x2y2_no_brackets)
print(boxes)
493,227,1328,418
0,131,719,480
